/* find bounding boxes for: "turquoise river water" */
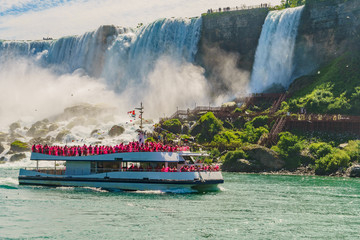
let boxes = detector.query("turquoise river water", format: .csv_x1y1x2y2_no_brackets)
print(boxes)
1,166,360,240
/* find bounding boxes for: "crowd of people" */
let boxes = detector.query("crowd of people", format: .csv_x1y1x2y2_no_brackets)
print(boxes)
31,142,191,156
123,164,220,172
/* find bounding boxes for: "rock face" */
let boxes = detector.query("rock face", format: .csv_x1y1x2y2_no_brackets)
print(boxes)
0,143,4,154
243,145,284,171
10,153,26,162
198,8,269,72
293,0,360,77
108,125,125,137
10,140,30,153
196,8,269,94
349,165,360,177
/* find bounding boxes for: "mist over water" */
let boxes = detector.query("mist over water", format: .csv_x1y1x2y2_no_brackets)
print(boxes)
0,17,212,130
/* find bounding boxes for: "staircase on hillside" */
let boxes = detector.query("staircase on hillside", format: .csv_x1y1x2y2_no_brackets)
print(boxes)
259,116,287,146
269,93,287,114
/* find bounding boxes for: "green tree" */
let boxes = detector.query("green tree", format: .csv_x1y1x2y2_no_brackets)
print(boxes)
190,112,223,143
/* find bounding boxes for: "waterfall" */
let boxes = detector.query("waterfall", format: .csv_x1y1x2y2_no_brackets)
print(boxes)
101,17,202,91
0,18,202,90
250,6,304,93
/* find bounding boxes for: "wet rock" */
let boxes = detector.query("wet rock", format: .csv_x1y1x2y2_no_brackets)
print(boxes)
90,129,101,137
26,120,50,138
29,136,54,146
108,125,125,137
10,140,30,153
0,143,4,154
55,130,70,142
0,132,7,142
10,153,26,162
48,124,59,132
66,117,86,129
349,165,360,177
9,122,21,132
222,158,260,172
8,133,25,143
243,144,284,170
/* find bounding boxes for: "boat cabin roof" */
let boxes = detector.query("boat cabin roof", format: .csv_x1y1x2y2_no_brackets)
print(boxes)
30,152,207,162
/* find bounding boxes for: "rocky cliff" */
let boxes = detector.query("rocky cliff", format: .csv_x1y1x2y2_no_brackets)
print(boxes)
293,0,360,78
195,8,269,94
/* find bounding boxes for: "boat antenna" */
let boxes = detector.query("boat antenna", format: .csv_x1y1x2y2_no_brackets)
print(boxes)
135,102,144,131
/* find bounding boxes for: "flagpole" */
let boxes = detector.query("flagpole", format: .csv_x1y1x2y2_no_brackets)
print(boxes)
135,102,144,131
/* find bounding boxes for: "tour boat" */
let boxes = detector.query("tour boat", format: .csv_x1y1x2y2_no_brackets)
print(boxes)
18,150,224,192
18,103,224,192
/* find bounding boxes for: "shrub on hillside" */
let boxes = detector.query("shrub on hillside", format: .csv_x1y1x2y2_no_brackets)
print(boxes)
343,140,360,162
309,142,334,159
190,112,223,143
162,119,182,134
247,115,269,129
315,149,350,175
272,132,304,169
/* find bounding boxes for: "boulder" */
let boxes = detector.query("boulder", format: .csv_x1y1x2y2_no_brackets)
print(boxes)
349,165,360,178
0,132,7,142
243,144,284,170
55,130,70,142
66,117,86,129
108,125,125,137
10,153,26,162
222,158,260,172
10,140,30,153
9,122,21,132
29,136,53,146
48,124,59,132
0,143,4,154
26,120,50,138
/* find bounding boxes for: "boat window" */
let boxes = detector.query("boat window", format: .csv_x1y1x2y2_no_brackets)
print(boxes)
182,156,194,164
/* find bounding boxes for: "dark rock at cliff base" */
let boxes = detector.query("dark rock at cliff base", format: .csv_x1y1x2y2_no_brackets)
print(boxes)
222,158,260,172
10,140,30,153
10,153,26,162
243,144,284,171
55,130,70,142
108,125,125,137
0,132,7,142
349,165,360,177
0,143,4,154
9,122,21,132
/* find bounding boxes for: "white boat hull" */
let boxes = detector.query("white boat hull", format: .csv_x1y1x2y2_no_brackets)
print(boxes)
19,169,223,192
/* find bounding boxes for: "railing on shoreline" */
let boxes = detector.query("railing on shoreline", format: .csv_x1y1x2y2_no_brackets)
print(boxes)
204,3,272,14
24,166,220,175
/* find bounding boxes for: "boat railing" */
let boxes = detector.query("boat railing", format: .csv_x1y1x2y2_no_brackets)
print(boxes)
91,168,220,173
24,167,66,175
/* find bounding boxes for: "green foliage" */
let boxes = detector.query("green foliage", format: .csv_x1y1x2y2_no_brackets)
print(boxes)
273,0,305,10
315,149,350,175
162,119,182,134
288,53,360,115
247,115,269,129
223,120,234,129
11,140,28,149
190,112,223,143
350,87,360,114
237,124,269,144
272,132,304,169
221,150,249,170
309,142,334,159
146,137,155,143
233,117,246,129
213,130,242,145
343,140,360,162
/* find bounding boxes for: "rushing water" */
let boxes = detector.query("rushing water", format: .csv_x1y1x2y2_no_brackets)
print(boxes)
250,6,304,93
1,166,360,239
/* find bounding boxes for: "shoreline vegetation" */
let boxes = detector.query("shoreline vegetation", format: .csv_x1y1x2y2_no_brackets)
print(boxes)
155,51,360,178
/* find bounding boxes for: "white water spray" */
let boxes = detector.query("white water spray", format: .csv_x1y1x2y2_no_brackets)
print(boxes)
250,6,304,93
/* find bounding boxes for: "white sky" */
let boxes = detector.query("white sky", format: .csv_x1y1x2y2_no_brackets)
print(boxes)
0,0,282,40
